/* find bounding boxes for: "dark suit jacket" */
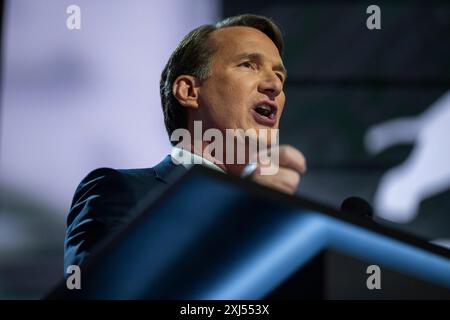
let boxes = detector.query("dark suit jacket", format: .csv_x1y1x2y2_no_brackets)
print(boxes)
64,155,187,270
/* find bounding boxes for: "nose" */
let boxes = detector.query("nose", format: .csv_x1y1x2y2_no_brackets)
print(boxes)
258,69,283,99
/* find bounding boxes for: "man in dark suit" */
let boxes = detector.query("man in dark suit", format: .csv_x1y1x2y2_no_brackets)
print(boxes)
65,14,307,270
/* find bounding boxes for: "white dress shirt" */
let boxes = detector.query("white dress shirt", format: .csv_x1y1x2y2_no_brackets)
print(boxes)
170,147,226,174
170,147,257,178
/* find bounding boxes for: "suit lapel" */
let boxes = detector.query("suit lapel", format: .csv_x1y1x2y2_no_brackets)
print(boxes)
153,155,187,184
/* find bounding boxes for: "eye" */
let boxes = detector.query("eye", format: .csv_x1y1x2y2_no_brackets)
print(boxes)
239,61,254,69
276,73,285,83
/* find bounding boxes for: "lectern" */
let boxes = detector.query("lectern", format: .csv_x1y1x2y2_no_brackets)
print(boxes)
48,166,450,299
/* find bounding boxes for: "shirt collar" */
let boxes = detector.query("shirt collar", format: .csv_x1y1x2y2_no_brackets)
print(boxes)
170,147,226,174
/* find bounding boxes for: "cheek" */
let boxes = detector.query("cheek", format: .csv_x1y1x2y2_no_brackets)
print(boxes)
206,76,235,105
198,80,240,128
277,92,286,114
211,77,250,113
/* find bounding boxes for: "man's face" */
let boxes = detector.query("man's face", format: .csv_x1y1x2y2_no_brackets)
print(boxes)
196,26,286,139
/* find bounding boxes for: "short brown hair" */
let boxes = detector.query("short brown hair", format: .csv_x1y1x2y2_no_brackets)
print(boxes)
159,14,284,143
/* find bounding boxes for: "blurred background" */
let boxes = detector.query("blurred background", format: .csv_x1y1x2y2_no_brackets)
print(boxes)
0,0,449,299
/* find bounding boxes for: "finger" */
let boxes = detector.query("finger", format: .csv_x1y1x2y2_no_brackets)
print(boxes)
278,145,307,174
277,167,301,191
252,175,294,194
251,167,300,193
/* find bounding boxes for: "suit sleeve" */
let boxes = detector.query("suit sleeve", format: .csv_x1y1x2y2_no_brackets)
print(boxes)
64,168,136,270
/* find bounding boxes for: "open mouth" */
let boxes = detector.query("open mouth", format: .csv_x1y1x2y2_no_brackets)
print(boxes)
251,102,277,126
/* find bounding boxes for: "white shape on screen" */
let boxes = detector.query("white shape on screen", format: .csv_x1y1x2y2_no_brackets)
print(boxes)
365,90,450,223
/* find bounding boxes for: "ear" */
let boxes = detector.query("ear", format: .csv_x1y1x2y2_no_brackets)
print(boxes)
172,75,201,109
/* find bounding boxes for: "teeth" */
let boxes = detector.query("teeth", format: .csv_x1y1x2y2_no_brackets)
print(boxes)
257,104,272,112
255,104,274,118
255,104,273,117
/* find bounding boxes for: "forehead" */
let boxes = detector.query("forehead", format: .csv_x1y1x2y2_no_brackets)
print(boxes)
209,26,282,63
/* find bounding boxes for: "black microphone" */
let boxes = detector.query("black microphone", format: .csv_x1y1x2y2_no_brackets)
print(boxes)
340,196,373,219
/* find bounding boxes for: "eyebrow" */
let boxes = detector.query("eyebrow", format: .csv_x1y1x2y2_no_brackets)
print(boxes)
235,52,288,79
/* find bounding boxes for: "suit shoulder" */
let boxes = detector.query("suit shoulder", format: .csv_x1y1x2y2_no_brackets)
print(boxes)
73,166,156,195
116,167,156,181
71,167,129,205
77,167,125,187
68,166,160,224
65,167,146,268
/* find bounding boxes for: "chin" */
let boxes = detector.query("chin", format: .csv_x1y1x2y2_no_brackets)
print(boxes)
253,127,278,147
